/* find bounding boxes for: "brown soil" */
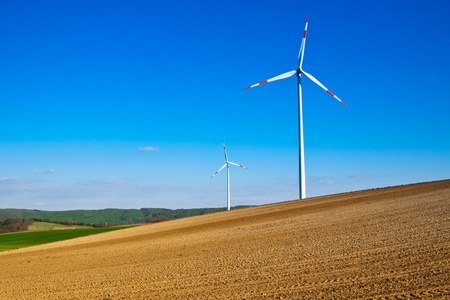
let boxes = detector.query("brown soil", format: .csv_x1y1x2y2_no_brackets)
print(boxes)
1,180,449,299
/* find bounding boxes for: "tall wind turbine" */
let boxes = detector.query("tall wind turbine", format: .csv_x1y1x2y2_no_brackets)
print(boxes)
210,141,248,210
244,16,347,200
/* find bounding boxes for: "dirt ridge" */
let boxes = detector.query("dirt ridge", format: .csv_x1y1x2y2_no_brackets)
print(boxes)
0,180,449,299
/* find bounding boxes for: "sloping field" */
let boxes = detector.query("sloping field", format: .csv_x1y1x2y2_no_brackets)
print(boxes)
1,180,449,299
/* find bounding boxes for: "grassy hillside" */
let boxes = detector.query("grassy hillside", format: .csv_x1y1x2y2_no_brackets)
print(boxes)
0,206,250,225
0,226,132,251
27,221,90,231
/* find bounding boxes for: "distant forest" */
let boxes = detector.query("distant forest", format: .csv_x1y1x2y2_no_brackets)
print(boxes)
0,206,250,226
0,218,33,233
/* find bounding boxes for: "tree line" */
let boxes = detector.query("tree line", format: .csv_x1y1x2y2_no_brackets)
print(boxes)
0,218,34,233
0,206,251,226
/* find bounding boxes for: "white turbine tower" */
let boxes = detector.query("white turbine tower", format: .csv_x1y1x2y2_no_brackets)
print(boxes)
244,16,347,200
210,141,248,211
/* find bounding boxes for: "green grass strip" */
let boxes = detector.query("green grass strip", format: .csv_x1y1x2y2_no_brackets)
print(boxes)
0,226,133,251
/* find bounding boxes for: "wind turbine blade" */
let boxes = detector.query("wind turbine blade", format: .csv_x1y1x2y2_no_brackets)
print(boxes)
228,162,249,169
210,163,227,179
243,70,297,90
298,16,309,68
222,141,228,162
302,70,348,107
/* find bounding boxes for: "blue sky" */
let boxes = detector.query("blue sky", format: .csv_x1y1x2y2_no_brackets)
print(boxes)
1,0,449,210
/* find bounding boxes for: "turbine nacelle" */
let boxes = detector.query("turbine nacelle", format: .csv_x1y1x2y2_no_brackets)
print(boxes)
243,16,348,199
210,141,248,210
243,17,347,107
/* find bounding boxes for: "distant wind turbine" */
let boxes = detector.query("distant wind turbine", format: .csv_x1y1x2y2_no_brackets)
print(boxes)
244,16,347,200
210,141,248,211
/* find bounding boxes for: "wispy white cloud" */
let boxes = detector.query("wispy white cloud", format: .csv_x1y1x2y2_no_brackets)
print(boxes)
34,169,58,174
2,172,381,211
0,173,272,210
308,175,340,185
0,177,131,210
0,177,26,184
0,177,33,207
346,173,374,182
138,147,159,152
96,179,127,184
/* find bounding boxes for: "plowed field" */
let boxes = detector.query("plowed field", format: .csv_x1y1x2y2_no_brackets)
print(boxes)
1,180,449,299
